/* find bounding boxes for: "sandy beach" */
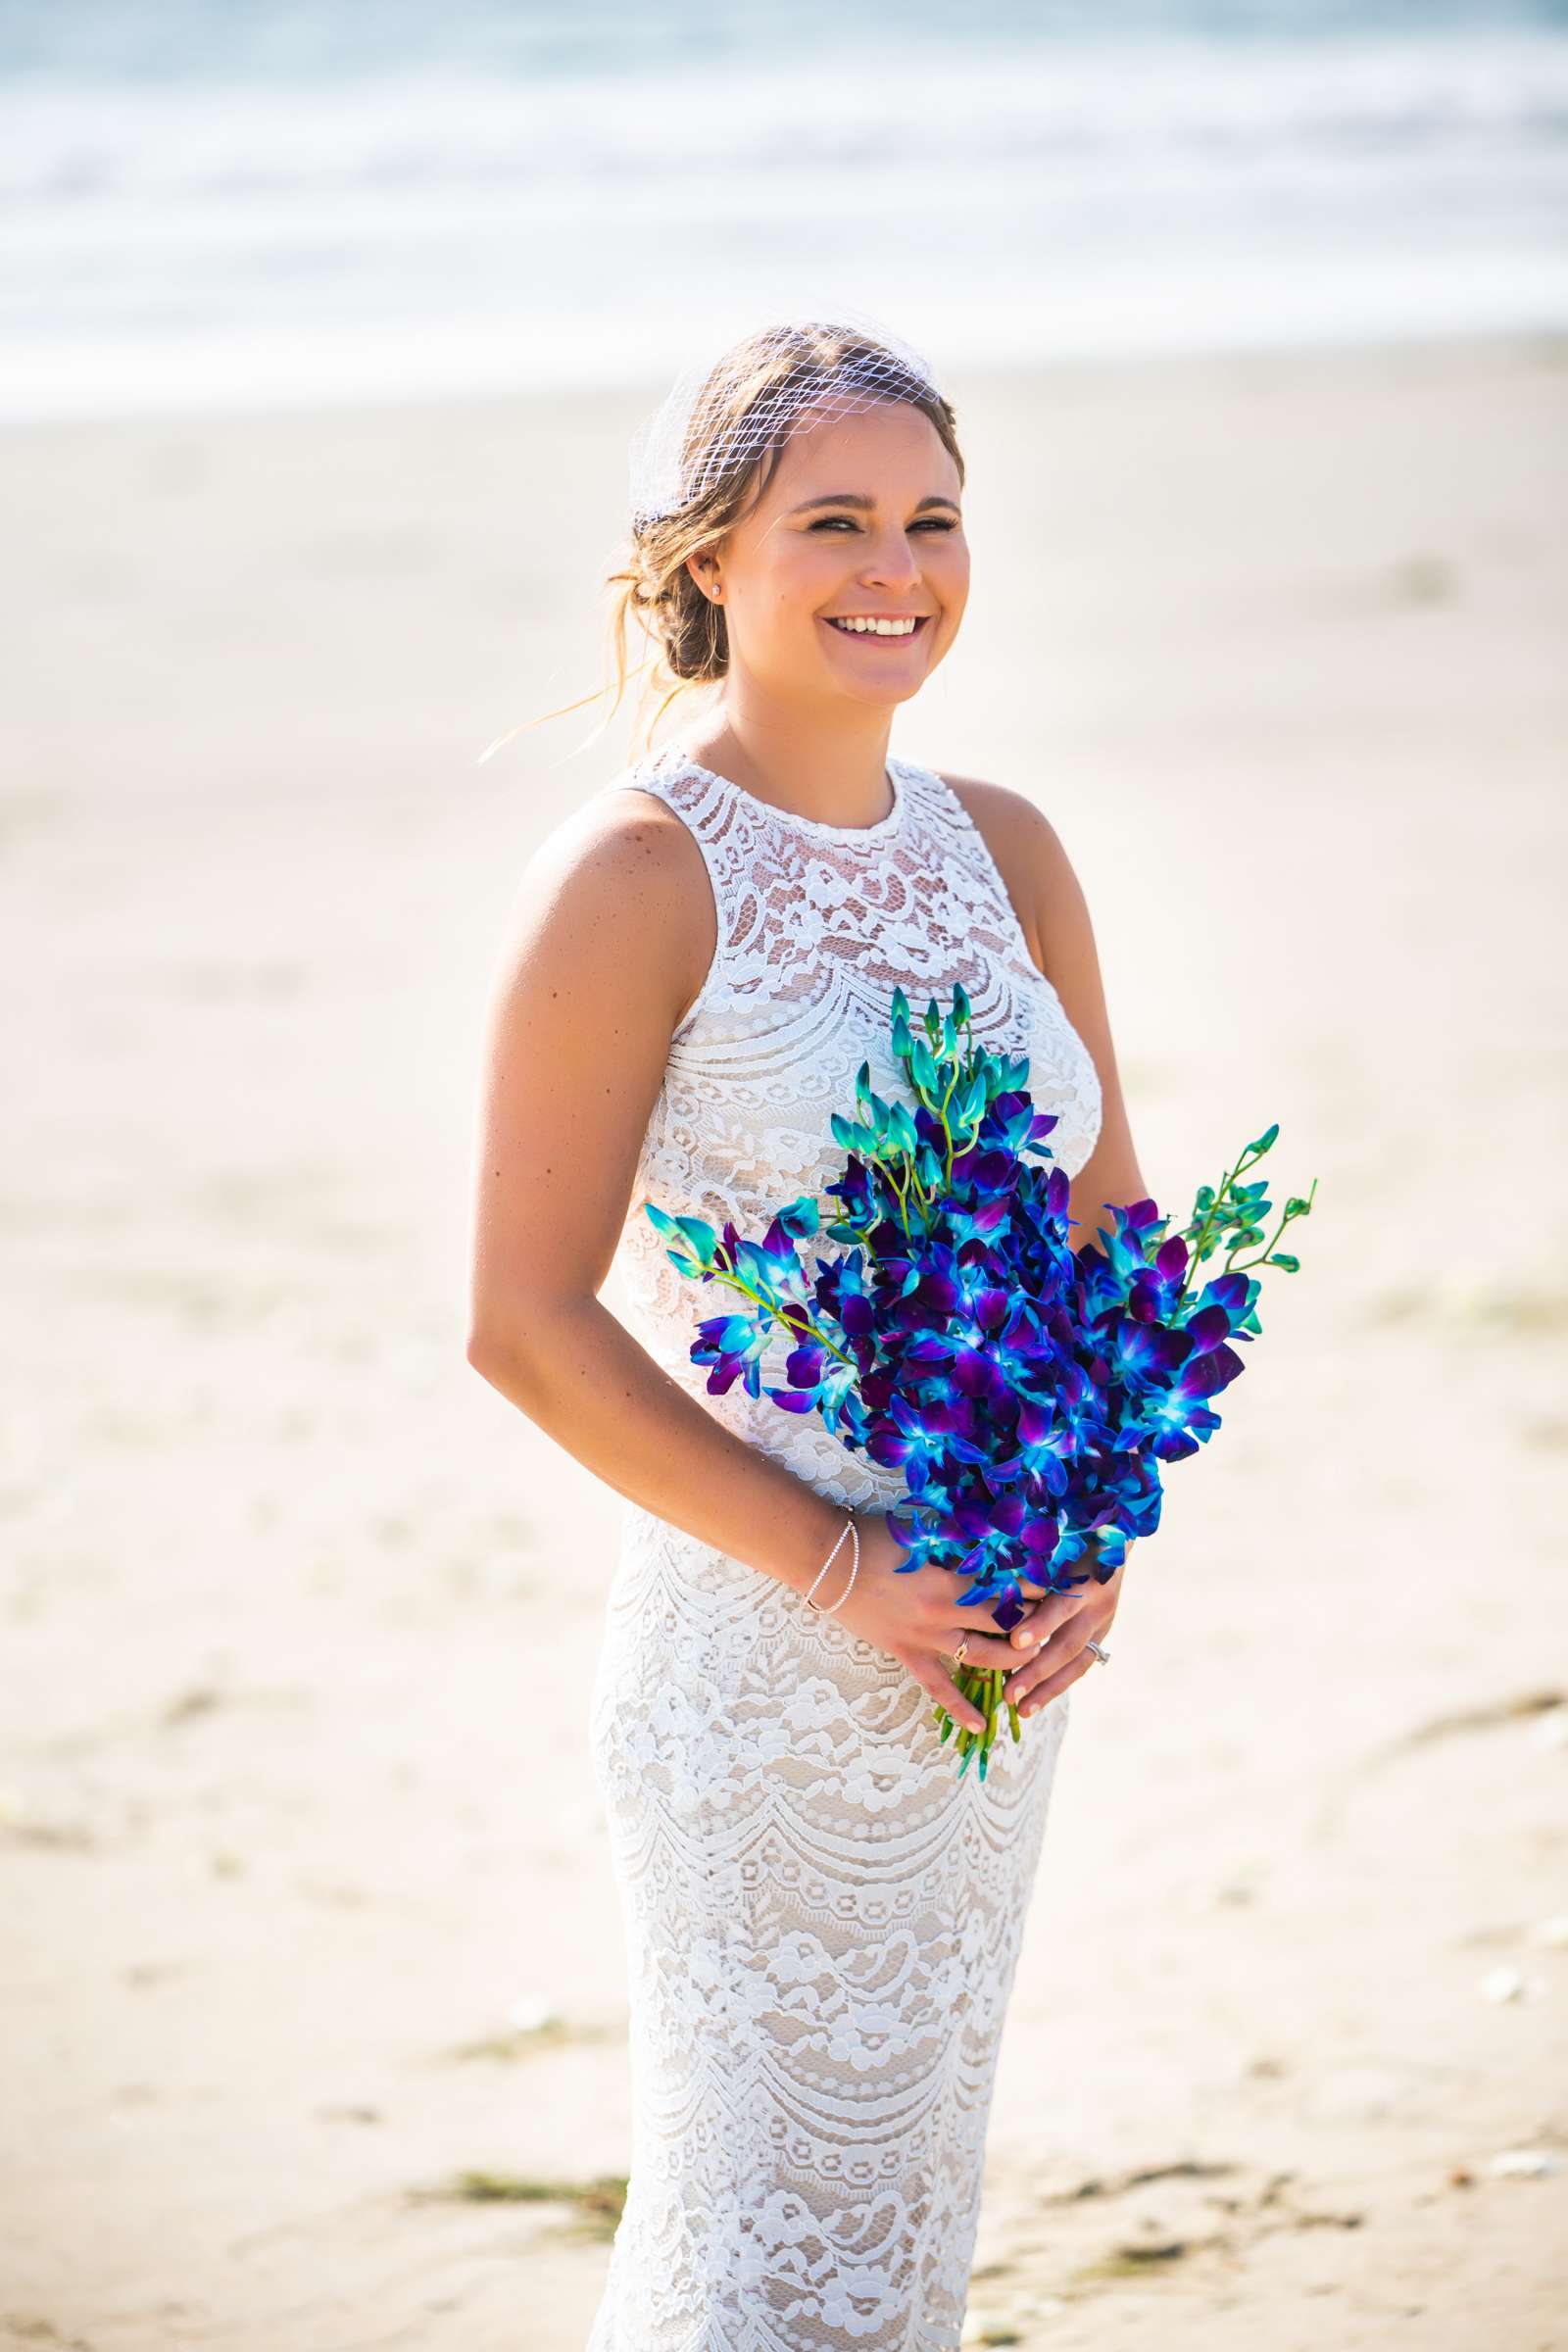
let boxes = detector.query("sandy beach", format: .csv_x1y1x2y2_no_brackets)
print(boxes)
2,328,1565,2350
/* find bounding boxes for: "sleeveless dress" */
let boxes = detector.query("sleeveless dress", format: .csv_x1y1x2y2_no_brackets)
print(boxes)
585,742,1104,2352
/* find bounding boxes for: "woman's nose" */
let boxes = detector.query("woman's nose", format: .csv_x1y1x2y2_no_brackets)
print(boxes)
859,538,923,588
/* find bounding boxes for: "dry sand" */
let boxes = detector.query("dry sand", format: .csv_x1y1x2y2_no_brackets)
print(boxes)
2,329,1565,2350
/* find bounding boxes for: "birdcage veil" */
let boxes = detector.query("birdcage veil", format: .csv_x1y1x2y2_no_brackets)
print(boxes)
626,305,948,534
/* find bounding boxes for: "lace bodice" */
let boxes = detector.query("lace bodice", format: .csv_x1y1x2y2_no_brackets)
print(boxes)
604,739,1104,1486
585,740,1102,2352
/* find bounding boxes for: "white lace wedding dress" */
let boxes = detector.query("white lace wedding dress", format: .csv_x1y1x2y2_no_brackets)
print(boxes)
585,742,1104,2352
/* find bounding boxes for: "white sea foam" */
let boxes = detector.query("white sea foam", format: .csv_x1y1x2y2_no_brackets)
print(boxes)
2,13,1565,423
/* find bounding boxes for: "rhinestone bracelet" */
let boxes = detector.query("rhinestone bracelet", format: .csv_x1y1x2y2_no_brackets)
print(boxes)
804,1511,859,1615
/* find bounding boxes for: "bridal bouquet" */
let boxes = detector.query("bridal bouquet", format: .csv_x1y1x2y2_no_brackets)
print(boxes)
645,984,1315,1778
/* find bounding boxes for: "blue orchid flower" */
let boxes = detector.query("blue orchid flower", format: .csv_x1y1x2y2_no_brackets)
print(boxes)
644,985,1316,1778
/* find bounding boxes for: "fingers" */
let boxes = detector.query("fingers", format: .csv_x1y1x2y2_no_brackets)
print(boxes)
891,1553,1121,1730
904,1650,986,1735
919,1596,1081,1682
1004,1619,1106,1713
1009,1645,1099,1717
1004,1582,1103,1651
998,1595,1082,1656
940,1629,1029,1676
949,1588,1076,1641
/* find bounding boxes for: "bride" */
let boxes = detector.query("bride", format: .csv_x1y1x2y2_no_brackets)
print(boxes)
466,316,1148,2350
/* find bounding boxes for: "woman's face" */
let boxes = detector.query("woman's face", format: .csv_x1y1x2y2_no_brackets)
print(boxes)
690,399,969,712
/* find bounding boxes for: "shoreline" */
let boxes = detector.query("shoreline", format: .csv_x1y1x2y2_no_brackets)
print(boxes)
3,318,1564,441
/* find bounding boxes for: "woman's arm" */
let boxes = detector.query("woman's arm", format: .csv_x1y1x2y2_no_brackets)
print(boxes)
464,788,1028,1729
465,788,845,1594
942,775,1150,1253
1024,805,1149,1256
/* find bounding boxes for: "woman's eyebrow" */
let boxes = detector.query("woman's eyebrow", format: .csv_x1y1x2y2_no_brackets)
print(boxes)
785,492,961,516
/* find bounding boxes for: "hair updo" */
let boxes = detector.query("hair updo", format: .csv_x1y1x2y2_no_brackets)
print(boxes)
480,318,964,765
604,318,963,746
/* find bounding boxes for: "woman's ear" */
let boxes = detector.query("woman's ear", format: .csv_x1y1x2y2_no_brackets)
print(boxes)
685,551,722,604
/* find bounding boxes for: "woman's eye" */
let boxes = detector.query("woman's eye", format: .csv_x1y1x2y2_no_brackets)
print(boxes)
808,516,957,533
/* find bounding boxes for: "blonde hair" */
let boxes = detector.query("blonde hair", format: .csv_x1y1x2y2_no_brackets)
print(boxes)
479,319,964,766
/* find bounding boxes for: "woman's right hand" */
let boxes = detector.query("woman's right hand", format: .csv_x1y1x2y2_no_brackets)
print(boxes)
819,1510,1056,1736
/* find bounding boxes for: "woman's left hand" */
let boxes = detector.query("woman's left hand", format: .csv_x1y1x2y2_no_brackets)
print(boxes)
1001,1561,1126,1717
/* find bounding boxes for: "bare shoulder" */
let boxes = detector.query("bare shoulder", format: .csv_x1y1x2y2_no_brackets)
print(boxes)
936,770,1058,848
493,778,716,1031
466,780,719,1354
934,770,1079,971
516,779,711,929
936,766,1148,1217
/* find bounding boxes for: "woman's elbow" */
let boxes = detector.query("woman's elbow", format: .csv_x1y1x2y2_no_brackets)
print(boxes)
465,1282,536,1374
465,1288,585,1400
466,1319,522,1398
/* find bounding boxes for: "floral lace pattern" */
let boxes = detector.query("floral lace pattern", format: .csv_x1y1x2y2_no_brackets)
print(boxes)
585,745,1103,2351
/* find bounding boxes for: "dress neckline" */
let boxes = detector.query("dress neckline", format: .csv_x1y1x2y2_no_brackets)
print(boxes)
652,739,910,845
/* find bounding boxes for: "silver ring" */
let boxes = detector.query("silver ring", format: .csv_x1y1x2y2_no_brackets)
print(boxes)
952,1634,971,1666
1085,1639,1110,1665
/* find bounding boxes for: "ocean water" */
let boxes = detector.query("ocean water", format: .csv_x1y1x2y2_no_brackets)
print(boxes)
2,0,1565,424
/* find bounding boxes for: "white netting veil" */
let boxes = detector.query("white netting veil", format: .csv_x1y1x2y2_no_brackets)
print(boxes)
626,306,949,535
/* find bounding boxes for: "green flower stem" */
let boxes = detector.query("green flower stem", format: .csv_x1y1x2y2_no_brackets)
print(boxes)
1177,1135,1269,1303
884,1158,916,1235
1174,1138,1315,1306
897,1002,975,1193
931,1662,1009,1774
1177,1161,1238,1298
707,1251,858,1372
1227,1173,1317,1278
936,1058,961,1186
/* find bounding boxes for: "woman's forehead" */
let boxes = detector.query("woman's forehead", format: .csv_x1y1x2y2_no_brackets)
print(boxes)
758,405,957,512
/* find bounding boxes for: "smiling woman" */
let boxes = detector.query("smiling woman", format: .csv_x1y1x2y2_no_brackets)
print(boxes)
465,312,1144,2351
601,325,973,830
784,490,959,651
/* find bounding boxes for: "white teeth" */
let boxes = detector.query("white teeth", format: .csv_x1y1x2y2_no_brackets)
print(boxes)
828,615,921,636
